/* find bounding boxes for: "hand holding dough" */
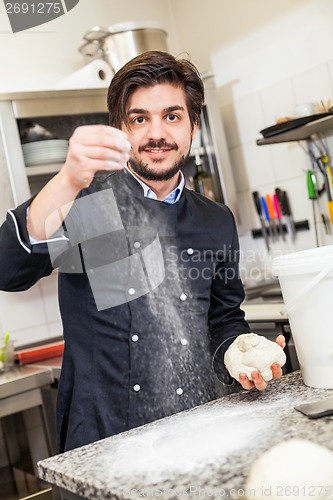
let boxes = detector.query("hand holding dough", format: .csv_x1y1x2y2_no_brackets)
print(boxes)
224,333,286,382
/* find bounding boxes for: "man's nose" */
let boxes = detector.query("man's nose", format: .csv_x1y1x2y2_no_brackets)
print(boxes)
148,117,166,139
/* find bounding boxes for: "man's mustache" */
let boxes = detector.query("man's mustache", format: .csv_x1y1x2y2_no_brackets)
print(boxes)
138,140,178,152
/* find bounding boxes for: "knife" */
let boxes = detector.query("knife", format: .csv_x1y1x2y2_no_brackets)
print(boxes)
252,191,270,251
275,188,296,241
273,193,286,241
265,194,279,240
260,195,274,241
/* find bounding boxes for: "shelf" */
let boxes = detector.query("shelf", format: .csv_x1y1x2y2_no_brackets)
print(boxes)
25,163,62,177
1,88,108,119
256,115,333,145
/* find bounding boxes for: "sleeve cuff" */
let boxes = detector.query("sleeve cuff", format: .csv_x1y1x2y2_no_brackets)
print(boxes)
26,207,69,246
212,336,240,386
8,209,32,254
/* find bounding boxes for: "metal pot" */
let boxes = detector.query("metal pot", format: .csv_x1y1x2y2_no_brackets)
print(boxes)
79,21,168,73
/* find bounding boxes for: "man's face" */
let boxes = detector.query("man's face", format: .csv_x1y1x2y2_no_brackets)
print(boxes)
123,83,197,182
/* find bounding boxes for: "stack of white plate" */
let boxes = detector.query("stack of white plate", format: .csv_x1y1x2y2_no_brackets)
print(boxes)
22,139,69,166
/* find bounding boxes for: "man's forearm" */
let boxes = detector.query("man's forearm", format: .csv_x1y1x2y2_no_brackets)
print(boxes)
27,170,81,241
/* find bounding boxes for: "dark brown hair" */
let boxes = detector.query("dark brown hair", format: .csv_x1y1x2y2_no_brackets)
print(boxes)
107,51,204,130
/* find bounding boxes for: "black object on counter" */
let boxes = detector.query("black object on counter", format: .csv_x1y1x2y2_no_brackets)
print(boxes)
295,396,333,419
259,113,333,138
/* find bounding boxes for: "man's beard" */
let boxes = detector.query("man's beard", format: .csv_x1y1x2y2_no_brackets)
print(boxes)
128,140,191,181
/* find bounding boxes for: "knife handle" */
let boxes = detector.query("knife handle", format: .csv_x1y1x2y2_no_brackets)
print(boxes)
260,196,269,221
282,191,292,216
252,191,263,216
273,194,282,219
265,194,276,219
307,170,317,199
275,187,290,216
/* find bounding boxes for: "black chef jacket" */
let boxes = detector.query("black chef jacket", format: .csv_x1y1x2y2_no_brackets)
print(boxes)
0,169,250,452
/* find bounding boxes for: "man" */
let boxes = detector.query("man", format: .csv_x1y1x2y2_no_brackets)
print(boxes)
0,51,284,453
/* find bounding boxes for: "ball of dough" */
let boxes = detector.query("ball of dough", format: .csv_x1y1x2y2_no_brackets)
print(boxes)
224,333,286,382
245,439,333,499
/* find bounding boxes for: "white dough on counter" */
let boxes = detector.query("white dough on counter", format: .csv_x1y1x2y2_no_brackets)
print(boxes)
224,333,286,382
245,439,333,499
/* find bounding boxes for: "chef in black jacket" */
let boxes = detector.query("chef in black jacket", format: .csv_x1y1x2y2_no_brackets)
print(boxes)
0,51,285,453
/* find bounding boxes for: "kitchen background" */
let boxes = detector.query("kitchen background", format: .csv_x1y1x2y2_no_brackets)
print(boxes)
1,0,333,347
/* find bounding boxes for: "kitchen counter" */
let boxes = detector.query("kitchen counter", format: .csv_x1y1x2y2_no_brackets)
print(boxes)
31,356,63,380
37,371,333,499
242,302,286,322
0,364,53,400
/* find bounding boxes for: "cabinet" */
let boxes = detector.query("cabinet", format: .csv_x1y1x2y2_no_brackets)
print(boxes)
0,365,55,499
0,77,239,223
0,88,109,221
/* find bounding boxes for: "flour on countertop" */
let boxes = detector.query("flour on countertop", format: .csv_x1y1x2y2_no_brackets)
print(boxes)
101,404,274,481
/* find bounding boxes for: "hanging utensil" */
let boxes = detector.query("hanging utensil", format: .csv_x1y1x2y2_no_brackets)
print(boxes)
273,193,286,241
265,194,279,240
260,195,274,241
252,191,270,251
275,188,296,241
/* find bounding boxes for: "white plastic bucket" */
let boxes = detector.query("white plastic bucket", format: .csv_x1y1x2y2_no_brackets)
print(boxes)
272,245,333,389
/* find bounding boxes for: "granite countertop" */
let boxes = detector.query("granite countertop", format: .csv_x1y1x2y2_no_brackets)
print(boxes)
37,371,333,499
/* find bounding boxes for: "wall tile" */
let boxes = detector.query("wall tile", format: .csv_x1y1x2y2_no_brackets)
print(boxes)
228,146,250,192
39,272,61,324
278,176,316,226
326,58,333,96
48,320,63,339
268,142,308,182
10,324,51,348
292,63,332,108
292,225,320,251
240,142,275,189
259,79,296,126
310,220,333,247
233,92,266,145
239,234,273,285
235,191,257,233
220,103,240,148
0,284,46,334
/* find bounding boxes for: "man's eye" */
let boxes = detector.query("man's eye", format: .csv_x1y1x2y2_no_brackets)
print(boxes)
167,114,178,121
134,116,145,124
